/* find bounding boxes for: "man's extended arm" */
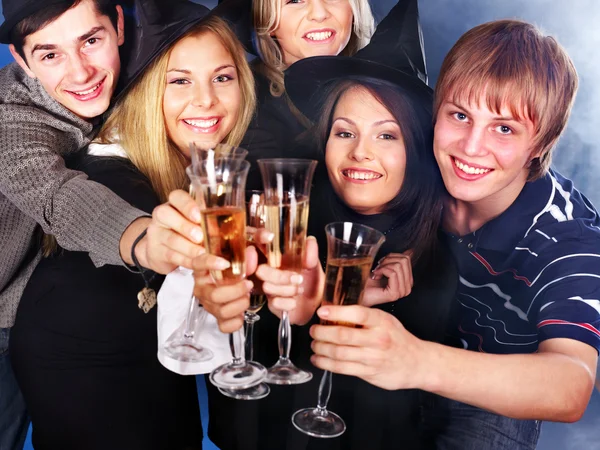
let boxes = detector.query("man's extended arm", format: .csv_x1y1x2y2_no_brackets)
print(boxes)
0,115,145,268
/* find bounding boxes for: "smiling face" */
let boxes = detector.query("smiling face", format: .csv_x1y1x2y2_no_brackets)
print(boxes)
434,93,537,214
272,0,354,66
10,0,124,120
163,31,242,158
325,86,407,215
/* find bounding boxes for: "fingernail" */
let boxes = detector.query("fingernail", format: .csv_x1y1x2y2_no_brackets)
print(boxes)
191,228,203,243
266,232,274,242
291,274,304,285
318,307,329,317
191,208,201,223
297,286,305,295
244,280,254,291
215,258,230,270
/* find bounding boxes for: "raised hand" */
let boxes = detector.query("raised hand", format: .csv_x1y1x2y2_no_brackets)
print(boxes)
309,304,425,391
362,251,413,307
192,247,258,334
142,189,205,274
256,236,324,325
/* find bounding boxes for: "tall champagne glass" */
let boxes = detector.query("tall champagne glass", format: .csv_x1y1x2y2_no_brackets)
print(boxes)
161,144,247,362
188,159,267,390
218,190,270,399
292,222,385,438
258,159,317,385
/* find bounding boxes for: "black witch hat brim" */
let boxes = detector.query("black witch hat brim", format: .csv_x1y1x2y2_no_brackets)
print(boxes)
284,55,433,124
116,0,252,99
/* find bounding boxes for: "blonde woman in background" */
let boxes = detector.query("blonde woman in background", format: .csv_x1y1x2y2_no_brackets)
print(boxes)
9,1,255,448
242,0,375,188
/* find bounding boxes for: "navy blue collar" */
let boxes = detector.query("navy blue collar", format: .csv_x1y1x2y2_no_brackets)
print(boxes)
452,172,554,253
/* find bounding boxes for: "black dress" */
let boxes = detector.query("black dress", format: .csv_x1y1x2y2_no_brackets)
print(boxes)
10,154,203,450
206,167,457,450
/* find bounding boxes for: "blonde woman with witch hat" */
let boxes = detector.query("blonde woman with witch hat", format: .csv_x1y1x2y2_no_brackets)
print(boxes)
9,0,255,448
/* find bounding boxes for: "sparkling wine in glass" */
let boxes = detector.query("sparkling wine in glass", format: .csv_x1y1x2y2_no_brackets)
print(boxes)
292,222,385,438
258,159,317,385
218,190,271,400
161,145,247,363
189,159,267,391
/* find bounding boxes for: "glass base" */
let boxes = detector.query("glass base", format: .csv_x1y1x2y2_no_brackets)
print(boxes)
218,383,270,400
266,358,312,385
209,360,266,390
162,338,214,363
292,407,346,438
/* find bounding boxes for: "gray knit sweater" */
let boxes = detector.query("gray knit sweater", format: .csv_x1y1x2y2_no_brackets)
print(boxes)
0,62,145,328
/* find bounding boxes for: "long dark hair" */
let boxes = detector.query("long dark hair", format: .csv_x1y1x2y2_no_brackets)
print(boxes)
314,78,444,270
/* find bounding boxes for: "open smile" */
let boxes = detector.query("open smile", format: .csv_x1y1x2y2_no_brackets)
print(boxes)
303,29,336,44
341,168,383,183
451,156,494,180
182,117,222,134
65,77,105,102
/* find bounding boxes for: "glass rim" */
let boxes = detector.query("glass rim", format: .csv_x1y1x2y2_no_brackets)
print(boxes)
257,158,318,165
186,160,250,177
324,221,386,245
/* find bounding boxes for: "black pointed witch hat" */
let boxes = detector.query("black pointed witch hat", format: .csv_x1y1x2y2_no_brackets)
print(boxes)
285,0,432,123
117,0,252,97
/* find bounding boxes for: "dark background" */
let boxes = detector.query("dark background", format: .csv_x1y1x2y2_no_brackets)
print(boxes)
1,1,598,449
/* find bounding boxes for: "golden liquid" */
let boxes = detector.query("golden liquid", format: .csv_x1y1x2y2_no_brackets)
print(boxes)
263,196,309,271
200,206,246,284
321,257,372,327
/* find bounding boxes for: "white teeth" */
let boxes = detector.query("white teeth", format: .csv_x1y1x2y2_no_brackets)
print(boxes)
343,170,381,180
184,118,219,128
73,83,100,96
306,31,333,41
453,158,491,175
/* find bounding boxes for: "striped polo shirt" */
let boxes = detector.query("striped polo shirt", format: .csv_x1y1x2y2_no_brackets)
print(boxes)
444,170,600,355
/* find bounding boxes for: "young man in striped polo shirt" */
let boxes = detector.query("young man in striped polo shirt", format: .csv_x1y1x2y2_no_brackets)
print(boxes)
308,19,600,449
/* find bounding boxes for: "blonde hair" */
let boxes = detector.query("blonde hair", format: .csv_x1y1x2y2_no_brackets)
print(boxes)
434,19,578,181
97,15,256,202
253,0,374,97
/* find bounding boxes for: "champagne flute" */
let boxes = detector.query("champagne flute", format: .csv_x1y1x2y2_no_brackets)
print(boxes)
218,190,271,400
258,159,317,385
292,222,385,438
188,158,267,390
161,144,247,363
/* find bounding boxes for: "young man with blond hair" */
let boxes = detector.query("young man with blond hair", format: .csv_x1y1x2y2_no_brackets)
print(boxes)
308,19,600,449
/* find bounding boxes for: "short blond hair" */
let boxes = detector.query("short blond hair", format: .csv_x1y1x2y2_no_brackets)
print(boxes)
97,16,256,202
433,19,578,180
253,0,374,97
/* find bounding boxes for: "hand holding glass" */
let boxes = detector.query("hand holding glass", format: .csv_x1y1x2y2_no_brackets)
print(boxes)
292,222,385,438
188,158,267,391
258,159,317,385
161,144,248,363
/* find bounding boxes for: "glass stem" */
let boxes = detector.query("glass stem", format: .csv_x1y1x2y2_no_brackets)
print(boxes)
230,327,246,366
182,295,201,340
316,370,333,414
244,313,255,362
278,310,292,361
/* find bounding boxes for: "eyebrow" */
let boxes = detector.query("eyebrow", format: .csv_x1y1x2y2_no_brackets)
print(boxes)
447,101,520,123
333,117,399,127
30,26,106,56
167,64,236,75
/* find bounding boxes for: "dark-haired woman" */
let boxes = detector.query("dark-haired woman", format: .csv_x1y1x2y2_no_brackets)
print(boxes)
199,55,457,448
